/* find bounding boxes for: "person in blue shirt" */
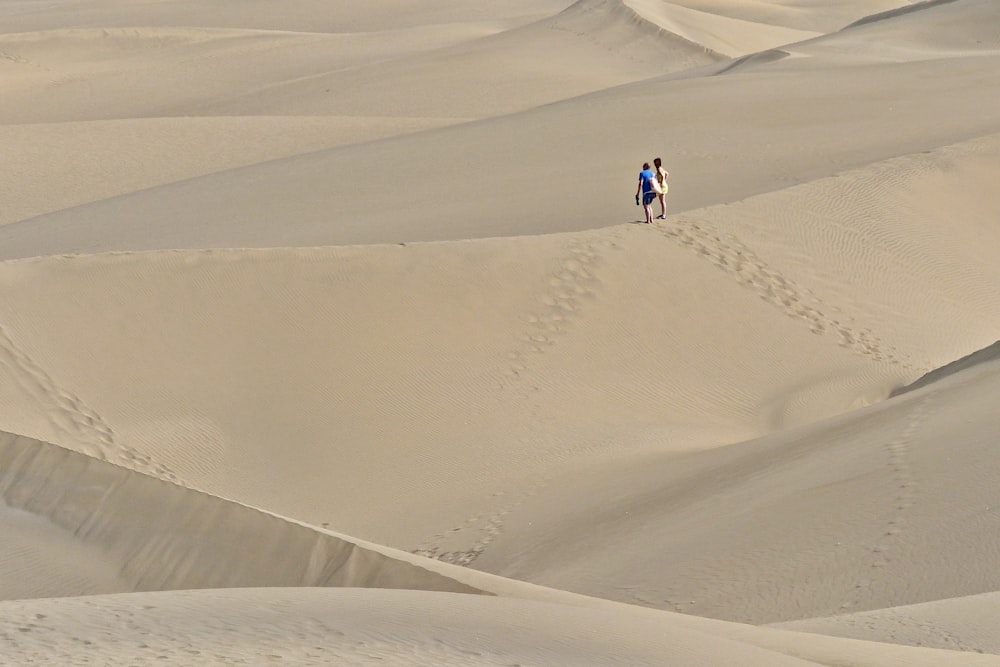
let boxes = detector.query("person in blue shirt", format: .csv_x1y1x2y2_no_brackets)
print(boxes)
635,162,657,224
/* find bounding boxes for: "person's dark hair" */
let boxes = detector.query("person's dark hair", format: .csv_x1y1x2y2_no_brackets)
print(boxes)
654,157,662,167
642,162,650,170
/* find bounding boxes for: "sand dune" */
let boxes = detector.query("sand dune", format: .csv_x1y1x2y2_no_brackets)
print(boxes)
2,0,1000,664
476,352,1000,623
4,425,1000,661
0,116,460,227
776,591,1000,653
623,0,820,56
777,0,1000,62
0,0,568,35
0,225,913,548
5,20,1000,256
0,431,482,600
6,588,1000,666
0,24,503,123
0,0,734,126
653,0,927,32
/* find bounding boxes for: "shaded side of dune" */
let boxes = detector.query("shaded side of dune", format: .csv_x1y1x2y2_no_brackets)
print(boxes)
890,340,1000,397
844,0,963,30
0,431,483,600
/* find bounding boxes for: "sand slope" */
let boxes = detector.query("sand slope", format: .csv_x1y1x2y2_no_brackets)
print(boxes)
2,0,1000,664
6,587,1000,666
476,352,1000,623
0,229,907,547
4,29,1000,256
3,427,999,663
776,591,1000,654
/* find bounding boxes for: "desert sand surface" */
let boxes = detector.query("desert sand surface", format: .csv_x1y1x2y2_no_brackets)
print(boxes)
2,0,1000,664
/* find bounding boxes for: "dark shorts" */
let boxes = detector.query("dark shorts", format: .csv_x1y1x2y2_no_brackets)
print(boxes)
642,192,657,206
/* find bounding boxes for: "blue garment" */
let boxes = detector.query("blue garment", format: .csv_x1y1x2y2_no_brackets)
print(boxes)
639,168,656,193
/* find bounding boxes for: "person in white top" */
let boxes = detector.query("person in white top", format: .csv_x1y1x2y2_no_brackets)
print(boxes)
654,157,669,219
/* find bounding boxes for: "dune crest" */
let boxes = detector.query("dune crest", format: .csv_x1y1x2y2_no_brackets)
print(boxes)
621,0,819,57
0,431,484,600
6,587,1000,666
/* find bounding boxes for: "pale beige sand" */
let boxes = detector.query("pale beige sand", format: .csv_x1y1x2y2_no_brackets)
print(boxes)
0,116,460,227
6,587,1000,667
658,0,928,32
3,432,999,664
474,353,1000,624
4,13,1000,255
776,592,1000,654
2,0,1000,664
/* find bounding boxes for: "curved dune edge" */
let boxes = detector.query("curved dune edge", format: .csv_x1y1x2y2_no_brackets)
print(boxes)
473,357,1000,624
0,0,727,128
621,0,818,58
0,427,672,608
6,54,1000,257
549,0,728,61
1,587,998,666
3,324,1000,627
0,116,460,228
775,590,1000,654
642,0,921,33
0,132,997,626
671,130,1000,374
777,0,1000,64
892,340,1000,397
2,421,999,664
0,431,482,599
0,0,568,35
845,0,963,30
0,230,907,550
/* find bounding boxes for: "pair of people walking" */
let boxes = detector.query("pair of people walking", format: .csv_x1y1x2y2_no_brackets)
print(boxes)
635,158,669,224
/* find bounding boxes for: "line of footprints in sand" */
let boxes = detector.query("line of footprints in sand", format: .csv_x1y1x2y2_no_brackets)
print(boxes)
874,392,932,564
841,392,934,614
411,495,518,567
502,237,611,386
418,219,920,566
0,325,182,485
659,220,914,370
415,236,620,565
657,219,937,612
